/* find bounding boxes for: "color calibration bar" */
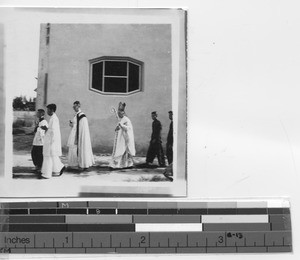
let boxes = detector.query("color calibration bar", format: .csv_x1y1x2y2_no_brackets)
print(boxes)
0,199,292,254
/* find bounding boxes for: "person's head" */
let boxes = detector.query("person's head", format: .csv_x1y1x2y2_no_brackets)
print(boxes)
46,103,56,116
118,110,125,118
151,111,157,120
168,111,173,121
117,102,126,118
73,101,81,112
36,109,45,119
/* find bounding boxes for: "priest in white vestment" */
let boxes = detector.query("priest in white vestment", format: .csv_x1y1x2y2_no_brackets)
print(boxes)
67,101,94,169
40,104,65,179
110,102,136,169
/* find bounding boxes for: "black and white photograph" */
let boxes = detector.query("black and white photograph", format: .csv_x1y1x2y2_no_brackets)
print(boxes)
0,8,187,197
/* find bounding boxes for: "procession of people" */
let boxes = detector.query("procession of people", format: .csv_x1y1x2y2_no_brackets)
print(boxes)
32,100,174,179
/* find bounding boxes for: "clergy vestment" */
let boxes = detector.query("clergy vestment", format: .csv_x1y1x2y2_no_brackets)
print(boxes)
67,110,94,168
166,120,173,165
41,113,64,178
110,116,136,168
31,117,48,169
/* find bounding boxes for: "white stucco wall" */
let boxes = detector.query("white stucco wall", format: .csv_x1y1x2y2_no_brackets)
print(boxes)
37,24,173,155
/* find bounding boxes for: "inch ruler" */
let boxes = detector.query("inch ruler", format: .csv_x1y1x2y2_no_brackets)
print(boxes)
0,199,292,254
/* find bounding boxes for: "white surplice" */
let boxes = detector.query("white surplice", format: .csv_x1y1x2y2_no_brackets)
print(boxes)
110,116,136,168
41,113,64,178
67,110,94,168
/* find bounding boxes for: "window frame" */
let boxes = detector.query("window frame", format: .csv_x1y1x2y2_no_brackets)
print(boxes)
89,56,143,95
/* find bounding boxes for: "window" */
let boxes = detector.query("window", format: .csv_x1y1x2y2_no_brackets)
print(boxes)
89,57,143,95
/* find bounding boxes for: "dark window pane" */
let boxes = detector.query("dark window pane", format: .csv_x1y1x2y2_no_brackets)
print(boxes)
129,63,140,92
92,62,103,91
104,77,127,93
105,61,127,76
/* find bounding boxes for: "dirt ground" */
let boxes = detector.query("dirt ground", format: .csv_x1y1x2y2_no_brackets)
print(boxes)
13,152,171,182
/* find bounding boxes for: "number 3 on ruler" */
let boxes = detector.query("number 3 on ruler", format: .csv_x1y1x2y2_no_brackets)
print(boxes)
218,236,224,243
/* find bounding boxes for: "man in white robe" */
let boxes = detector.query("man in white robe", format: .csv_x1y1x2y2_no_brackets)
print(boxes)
67,101,94,169
40,104,65,179
110,102,136,169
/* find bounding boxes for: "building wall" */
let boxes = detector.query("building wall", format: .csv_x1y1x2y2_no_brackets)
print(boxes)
37,24,172,155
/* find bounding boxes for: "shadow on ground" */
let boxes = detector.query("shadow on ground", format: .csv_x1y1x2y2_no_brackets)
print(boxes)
13,163,171,182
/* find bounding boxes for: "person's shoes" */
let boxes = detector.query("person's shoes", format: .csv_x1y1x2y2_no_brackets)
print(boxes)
145,162,153,167
163,171,173,181
59,166,66,176
38,175,48,180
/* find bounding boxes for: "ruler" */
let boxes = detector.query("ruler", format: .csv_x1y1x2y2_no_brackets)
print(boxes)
0,200,292,254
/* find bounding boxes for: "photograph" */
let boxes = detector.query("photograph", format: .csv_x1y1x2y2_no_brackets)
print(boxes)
0,8,187,197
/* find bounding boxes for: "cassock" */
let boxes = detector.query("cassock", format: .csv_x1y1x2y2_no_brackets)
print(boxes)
67,110,94,168
166,120,173,164
146,118,166,166
41,113,64,178
110,116,136,168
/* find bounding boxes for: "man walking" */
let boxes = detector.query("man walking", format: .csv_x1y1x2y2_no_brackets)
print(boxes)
31,109,48,173
67,101,94,170
166,110,173,165
40,104,65,179
146,111,166,167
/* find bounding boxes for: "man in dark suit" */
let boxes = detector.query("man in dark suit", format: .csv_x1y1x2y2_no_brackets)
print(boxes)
166,111,173,165
146,111,166,167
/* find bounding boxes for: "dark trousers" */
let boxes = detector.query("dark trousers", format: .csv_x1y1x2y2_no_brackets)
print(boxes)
166,143,173,165
31,145,43,169
146,141,166,166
